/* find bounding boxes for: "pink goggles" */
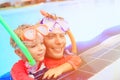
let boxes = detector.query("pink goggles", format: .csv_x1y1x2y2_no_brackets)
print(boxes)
40,17,69,32
21,24,49,41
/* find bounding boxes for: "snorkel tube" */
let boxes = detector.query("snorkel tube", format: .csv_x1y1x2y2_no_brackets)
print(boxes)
66,30,77,54
0,16,36,66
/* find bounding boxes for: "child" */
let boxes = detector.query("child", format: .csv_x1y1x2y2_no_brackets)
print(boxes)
40,10,82,79
10,24,49,80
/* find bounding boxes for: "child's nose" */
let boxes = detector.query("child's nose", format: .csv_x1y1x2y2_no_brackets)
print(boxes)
38,44,44,50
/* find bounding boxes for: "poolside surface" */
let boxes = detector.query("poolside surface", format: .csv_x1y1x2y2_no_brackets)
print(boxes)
59,34,120,80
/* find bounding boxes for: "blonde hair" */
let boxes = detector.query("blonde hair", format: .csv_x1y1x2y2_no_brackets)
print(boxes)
10,24,32,48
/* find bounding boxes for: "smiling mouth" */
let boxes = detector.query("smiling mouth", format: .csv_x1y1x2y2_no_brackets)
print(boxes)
52,48,63,52
37,52,45,56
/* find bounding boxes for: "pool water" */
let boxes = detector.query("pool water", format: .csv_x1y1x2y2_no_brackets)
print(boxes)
0,0,120,76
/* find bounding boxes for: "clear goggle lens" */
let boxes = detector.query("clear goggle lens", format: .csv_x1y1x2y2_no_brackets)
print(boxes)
22,24,49,41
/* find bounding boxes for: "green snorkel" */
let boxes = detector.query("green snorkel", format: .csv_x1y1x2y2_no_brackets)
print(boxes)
0,16,36,66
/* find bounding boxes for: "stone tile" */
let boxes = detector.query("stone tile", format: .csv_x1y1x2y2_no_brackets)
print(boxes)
59,70,94,80
99,50,120,62
78,59,112,73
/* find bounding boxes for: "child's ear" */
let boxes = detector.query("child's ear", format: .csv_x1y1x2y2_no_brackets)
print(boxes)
14,49,23,58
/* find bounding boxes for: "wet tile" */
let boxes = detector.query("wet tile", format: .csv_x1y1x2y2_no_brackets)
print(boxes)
78,59,112,73
59,70,94,80
112,45,120,51
99,50,120,62
81,48,109,58
80,57,96,66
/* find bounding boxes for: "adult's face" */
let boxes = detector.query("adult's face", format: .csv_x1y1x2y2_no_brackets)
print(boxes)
44,31,66,59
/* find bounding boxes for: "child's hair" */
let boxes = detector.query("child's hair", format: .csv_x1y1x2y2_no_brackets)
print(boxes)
10,24,32,48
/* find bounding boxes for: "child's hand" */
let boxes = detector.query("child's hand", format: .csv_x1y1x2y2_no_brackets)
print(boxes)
42,67,63,79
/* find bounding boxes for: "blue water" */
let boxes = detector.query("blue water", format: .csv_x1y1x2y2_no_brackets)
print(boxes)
0,0,120,76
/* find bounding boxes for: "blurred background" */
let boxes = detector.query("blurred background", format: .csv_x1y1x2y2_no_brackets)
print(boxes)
0,0,66,8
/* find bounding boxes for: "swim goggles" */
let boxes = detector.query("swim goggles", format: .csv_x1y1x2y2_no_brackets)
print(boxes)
40,17,69,32
21,24,49,41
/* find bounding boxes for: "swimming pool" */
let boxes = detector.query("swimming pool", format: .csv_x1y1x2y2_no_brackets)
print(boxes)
0,0,120,76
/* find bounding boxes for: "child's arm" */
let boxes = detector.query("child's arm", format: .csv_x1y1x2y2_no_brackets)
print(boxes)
43,55,82,79
67,55,82,70
43,62,73,79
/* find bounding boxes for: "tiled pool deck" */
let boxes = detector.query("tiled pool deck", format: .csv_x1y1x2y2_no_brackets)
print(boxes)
59,34,120,80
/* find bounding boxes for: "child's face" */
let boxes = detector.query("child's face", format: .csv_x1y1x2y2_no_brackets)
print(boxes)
26,39,46,62
44,32,66,59
15,25,47,62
